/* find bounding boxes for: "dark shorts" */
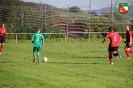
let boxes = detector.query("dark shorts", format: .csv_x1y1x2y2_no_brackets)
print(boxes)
0,38,5,43
108,46,119,52
33,47,41,52
125,42,132,48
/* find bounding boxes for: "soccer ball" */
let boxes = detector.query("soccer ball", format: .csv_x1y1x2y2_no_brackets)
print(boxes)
43,57,48,62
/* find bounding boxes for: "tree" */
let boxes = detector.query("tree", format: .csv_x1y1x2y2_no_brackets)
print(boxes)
69,6,81,12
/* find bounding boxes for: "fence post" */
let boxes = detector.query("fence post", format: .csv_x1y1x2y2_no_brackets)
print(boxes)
111,0,113,26
45,6,46,30
65,32,67,43
88,0,91,42
16,33,17,43
67,5,69,39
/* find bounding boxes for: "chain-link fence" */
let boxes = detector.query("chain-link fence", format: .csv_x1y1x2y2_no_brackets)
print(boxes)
0,0,133,41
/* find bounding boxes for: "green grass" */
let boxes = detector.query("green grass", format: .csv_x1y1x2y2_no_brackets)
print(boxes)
0,39,133,88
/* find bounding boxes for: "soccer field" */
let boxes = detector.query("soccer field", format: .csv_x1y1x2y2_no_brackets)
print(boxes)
0,39,133,88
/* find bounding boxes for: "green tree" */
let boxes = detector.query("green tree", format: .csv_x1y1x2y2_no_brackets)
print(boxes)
69,6,81,12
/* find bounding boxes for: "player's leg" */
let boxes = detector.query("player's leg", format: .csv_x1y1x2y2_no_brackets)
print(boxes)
125,43,131,59
113,47,121,58
108,52,113,64
125,48,130,59
0,39,5,54
108,46,113,64
33,47,37,62
113,52,118,57
37,47,41,63
37,52,40,63
128,45,133,53
129,49,133,53
0,43,4,52
0,43,1,54
125,48,131,59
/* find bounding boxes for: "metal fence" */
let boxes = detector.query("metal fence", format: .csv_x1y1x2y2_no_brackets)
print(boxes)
7,32,126,43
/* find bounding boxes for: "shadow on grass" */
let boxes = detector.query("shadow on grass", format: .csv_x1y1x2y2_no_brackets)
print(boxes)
75,56,107,59
48,62,100,65
0,61,12,63
47,56,108,65
0,61,100,65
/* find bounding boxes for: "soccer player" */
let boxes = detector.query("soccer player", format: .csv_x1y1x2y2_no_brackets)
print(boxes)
0,23,8,55
125,25,133,59
31,28,44,63
102,27,121,64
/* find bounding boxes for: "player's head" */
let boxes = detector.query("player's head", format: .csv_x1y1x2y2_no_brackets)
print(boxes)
2,23,5,28
36,28,41,33
125,24,130,30
108,26,114,32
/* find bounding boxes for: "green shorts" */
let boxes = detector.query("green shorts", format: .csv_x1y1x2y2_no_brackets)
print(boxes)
33,47,41,52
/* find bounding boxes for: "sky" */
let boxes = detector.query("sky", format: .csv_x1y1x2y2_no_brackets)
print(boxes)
22,0,132,10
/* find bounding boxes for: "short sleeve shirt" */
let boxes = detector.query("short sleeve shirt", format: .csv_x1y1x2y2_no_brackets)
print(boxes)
0,27,8,39
32,32,44,47
105,31,121,47
126,30,132,43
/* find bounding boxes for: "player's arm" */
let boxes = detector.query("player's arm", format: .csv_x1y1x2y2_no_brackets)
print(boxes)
129,36,132,46
102,38,107,43
120,37,122,42
129,32,132,46
31,34,34,43
0,28,1,36
5,32,7,35
119,34,122,42
32,39,34,43
31,37,34,43
41,35,44,46
5,28,8,35
102,33,109,43
42,40,44,46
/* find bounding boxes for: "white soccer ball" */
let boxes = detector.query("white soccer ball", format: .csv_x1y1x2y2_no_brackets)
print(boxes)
43,57,48,62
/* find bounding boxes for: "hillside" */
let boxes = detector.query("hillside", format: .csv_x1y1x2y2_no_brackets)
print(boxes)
84,6,133,19
0,0,58,9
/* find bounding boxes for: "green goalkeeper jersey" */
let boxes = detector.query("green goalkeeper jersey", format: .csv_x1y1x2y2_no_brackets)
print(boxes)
32,32,44,47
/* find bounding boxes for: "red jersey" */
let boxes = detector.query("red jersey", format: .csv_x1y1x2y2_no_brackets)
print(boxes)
0,27,8,39
126,30,132,43
105,31,121,47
